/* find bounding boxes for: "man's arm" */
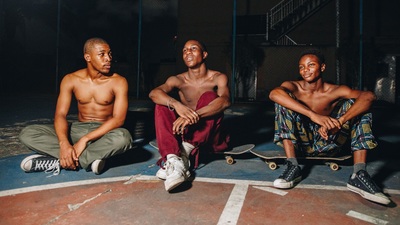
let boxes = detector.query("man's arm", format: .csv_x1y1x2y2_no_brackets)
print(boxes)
195,73,231,118
54,74,77,169
148,76,177,106
269,81,341,130
269,81,314,117
73,75,129,158
171,73,231,135
318,86,376,140
149,76,200,125
335,86,376,125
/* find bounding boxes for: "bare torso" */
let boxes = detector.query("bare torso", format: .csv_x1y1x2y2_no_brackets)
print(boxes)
70,69,119,122
290,80,341,116
176,70,221,109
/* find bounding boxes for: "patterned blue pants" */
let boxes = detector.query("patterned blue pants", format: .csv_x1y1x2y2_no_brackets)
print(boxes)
273,98,377,156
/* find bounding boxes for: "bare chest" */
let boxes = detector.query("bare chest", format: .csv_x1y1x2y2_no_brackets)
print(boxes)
179,82,216,108
296,93,338,115
74,82,115,106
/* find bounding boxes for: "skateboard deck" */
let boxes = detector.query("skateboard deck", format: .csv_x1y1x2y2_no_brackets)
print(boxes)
149,140,254,165
149,140,158,150
250,149,352,171
218,144,255,164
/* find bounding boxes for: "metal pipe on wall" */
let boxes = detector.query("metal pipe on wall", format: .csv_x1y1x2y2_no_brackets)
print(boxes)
55,0,61,94
335,0,340,84
231,0,237,103
136,0,142,99
359,0,363,90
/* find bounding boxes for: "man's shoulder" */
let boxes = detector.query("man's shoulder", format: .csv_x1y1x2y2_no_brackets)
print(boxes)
209,70,227,82
281,80,300,84
209,70,225,76
280,80,300,89
324,82,345,92
64,69,85,79
109,72,127,80
170,73,186,82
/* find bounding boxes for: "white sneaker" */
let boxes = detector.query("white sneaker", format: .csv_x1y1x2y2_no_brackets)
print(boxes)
156,164,190,180
164,154,190,191
156,142,194,181
181,141,195,169
91,159,106,175
182,141,195,156
156,166,167,180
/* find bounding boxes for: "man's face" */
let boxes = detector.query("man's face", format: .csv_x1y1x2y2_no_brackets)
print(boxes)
85,43,112,74
298,54,325,82
182,40,207,68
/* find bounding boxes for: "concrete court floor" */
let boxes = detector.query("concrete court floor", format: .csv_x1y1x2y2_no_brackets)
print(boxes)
0,94,399,225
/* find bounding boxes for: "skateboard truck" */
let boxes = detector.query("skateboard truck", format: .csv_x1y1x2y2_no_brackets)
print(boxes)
222,144,255,165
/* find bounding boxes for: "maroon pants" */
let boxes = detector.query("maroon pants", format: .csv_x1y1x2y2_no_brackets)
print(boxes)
154,91,229,168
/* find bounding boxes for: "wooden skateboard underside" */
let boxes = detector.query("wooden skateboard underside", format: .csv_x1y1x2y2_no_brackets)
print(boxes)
219,144,255,164
250,149,352,171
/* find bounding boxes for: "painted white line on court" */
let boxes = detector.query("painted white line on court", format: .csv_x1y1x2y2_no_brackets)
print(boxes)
1,175,399,197
0,176,132,197
192,177,273,186
346,210,389,225
217,183,248,225
252,185,288,196
194,177,400,195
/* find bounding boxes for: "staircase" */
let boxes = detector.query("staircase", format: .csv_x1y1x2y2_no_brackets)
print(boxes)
265,0,333,44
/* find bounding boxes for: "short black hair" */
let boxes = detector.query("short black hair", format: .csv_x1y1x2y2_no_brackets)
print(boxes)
185,39,207,52
300,48,325,64
196,40,207,52
83,37,108,54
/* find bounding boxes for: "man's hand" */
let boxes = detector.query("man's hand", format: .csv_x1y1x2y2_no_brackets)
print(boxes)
174,102,200,125
317,116,342,140
310,113,342,131
59,141,78,170
73,138,88,159
173,117,191,135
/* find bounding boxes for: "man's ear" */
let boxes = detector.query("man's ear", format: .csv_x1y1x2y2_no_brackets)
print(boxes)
203,51,208,60
84,53,90,62
321,63,326,72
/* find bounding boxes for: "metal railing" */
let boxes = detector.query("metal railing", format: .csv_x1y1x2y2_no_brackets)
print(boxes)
269,0,307,28
266,0,330,43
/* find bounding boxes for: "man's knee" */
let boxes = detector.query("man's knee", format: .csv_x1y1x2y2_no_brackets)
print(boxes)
19,125,42,144
334,99,355,115
108,128,133,149
274,103,299,121
197,91,218,108
274,93,297,116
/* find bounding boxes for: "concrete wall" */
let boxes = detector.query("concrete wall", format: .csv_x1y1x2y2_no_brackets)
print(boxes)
174,0,400,102
257,46,337,100
176,0,338,100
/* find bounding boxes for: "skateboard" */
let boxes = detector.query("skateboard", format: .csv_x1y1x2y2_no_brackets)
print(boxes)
218,144,255,165
148,140,255,165
250,149,352,171
149,140,158,149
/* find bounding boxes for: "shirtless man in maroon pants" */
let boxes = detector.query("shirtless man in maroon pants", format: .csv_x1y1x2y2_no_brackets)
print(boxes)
149,39,230,192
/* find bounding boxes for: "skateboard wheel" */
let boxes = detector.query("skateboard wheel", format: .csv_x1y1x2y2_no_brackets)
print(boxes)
330,163,339,171
268,162,277,170
226,156,234,165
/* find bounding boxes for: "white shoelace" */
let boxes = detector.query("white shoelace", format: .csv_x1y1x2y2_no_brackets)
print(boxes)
34,159,60,177
165,159,175,175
